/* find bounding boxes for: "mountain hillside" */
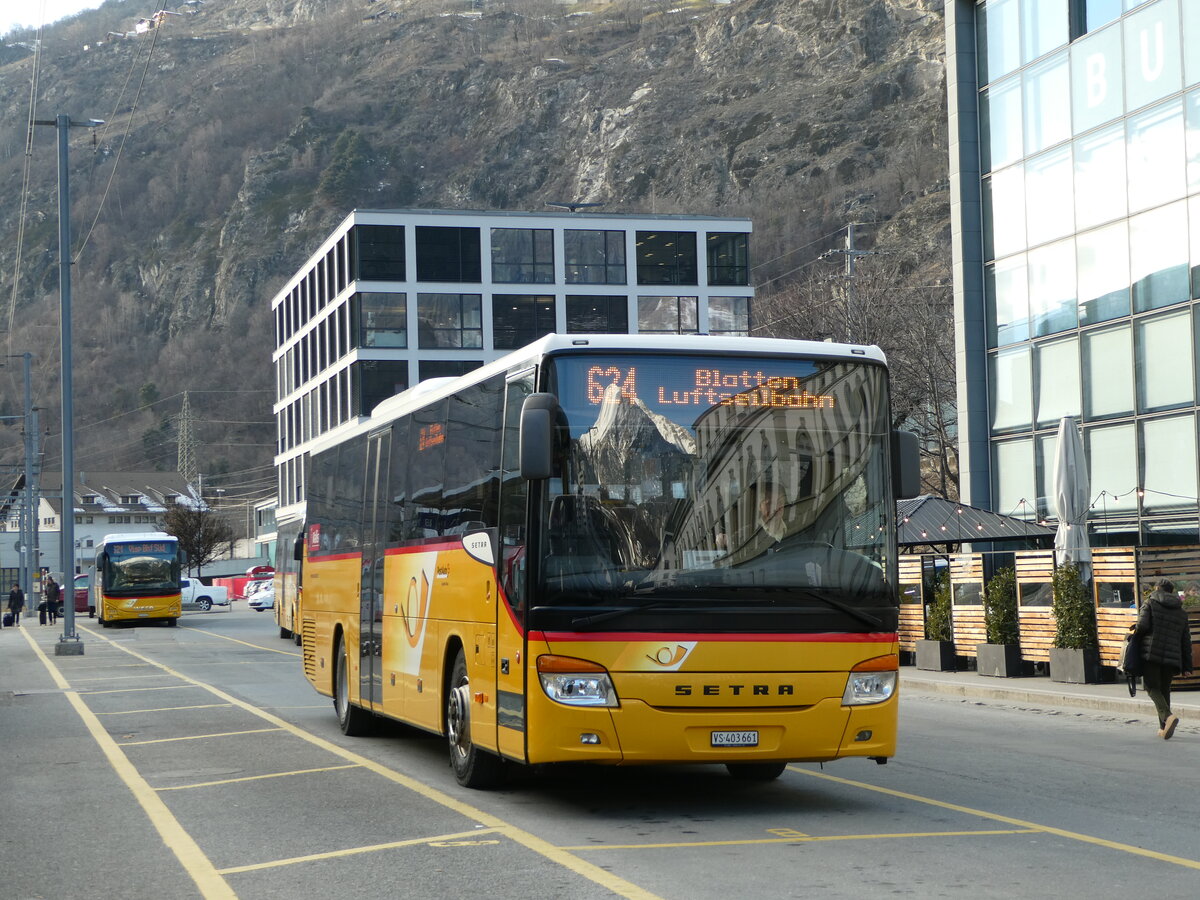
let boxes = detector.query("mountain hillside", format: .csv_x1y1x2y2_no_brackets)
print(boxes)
0,0,949,502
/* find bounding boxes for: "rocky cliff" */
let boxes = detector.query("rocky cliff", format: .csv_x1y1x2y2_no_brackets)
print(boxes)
0,0,948,487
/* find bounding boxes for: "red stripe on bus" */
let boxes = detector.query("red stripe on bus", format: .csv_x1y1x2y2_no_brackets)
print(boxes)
305,551,361,563
527,631,897,643
382,540,463,555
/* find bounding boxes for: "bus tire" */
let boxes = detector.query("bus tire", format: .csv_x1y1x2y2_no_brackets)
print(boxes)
334,637,374,736
726,762,787,781
279,627,290,640
197,598,212,612
446,648,502,789
167,618,178,627
293,630,302,646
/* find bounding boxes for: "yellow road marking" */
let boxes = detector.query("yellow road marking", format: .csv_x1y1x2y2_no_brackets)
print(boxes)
87,629,666,900
70,673,184,682
157,764,362,791
789,766,1200,871
79,685,205,695
217,828,504,875
98,704,235,716
181,625,301,657
121,727,284,746
20,630,237,899
560,828,1039,851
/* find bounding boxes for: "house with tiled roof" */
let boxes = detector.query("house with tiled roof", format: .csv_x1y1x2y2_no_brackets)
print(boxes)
0,471,199,577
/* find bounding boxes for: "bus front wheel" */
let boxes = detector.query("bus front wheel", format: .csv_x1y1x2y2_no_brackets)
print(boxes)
446,649,502,789
334,638,374,736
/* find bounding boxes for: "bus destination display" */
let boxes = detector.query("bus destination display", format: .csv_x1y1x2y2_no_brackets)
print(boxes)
585,365,836,409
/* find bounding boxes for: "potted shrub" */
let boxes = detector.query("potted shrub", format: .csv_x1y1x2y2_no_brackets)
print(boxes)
916,571,957,671
1049,562,1102,684
977,565,1027,677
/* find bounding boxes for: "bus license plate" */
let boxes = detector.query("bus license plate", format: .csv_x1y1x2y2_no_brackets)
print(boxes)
711,730,758,747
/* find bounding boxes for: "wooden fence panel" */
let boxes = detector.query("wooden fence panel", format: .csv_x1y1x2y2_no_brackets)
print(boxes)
898,555,925,651
1015,550,1056,662
950,554,985,656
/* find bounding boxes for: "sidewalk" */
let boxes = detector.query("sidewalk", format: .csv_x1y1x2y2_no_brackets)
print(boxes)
902,664,1200,718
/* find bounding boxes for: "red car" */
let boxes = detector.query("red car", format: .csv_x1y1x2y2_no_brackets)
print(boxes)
75,573,93,617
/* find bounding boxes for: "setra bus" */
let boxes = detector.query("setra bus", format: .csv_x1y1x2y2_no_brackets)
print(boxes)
297,334,919,787
94,532,186,627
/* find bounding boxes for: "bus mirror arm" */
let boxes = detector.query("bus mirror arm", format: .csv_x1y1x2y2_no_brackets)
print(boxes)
892,430,921,499
519,393,559,480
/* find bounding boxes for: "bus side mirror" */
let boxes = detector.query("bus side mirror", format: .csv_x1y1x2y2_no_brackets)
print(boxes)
520,393,559,480
96,552,107,569
293,534,305,562
892,430,921,499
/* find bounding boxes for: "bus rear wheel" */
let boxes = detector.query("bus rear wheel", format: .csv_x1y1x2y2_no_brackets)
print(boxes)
446,649,502,789
334,638,374,736
726,762,787,781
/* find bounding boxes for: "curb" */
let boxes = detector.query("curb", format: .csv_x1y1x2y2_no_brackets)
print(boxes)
900,674,1174,718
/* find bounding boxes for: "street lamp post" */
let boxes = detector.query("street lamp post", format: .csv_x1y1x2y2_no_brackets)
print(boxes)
34,113,103,656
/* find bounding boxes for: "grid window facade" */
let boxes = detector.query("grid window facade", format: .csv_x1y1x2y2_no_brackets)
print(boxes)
965,0,1200,539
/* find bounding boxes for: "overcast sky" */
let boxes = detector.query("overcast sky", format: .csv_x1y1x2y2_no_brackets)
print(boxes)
2,1,106,38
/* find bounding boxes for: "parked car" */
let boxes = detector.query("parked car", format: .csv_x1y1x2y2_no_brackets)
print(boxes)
180,578,230,612
248,585,275,611
74,572,93,617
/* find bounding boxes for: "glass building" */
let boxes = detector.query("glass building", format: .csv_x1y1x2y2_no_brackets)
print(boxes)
948,0,1200,545
270,208,753,515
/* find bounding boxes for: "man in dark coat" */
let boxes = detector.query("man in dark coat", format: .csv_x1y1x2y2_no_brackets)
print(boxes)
6,583,25,627
43,576,61,626
1134,580,1194,739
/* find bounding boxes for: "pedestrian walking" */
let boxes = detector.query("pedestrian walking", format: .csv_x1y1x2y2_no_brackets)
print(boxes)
43,576,61,626
1134,580,1194,739
6,583,25,627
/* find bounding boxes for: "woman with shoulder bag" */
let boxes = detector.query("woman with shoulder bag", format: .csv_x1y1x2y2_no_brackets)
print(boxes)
1134,580,1194,739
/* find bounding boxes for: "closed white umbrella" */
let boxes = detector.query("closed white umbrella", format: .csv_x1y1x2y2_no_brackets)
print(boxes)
1053,415,1091,581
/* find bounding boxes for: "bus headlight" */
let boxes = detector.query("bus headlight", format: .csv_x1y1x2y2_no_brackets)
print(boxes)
842,655,899,706
537,655,619,707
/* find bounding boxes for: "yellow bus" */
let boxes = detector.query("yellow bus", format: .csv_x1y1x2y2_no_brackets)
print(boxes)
274,513,303,645
298,334,919,787
95,532,185,627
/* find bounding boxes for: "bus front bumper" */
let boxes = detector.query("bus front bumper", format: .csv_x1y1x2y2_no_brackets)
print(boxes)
524,693,897,766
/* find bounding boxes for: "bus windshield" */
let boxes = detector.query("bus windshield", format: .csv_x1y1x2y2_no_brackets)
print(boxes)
103,541,180,595
533,353,896,632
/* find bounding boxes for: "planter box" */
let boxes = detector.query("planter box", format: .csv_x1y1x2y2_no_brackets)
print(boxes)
915,639,957,671
1049,647,1103,684
975,643,1031,678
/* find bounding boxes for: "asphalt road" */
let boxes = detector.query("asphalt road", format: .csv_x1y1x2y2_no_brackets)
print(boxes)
2,606,1197,899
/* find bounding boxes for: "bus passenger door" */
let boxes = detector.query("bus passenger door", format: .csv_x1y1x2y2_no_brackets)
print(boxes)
360,427,391,711
495,369,534,762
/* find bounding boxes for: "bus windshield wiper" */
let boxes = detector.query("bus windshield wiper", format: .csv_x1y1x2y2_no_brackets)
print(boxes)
571,602,675,628
790,588,883,630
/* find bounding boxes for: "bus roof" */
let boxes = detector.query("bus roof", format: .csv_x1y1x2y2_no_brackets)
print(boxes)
97,532,176,547
308,333,887,458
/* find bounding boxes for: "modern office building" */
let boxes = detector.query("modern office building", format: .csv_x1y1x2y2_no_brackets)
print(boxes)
270,208,754,517
947,0,1200,545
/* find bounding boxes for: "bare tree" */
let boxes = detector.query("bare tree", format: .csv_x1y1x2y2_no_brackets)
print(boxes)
753,247,958,499
164,504,234,577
